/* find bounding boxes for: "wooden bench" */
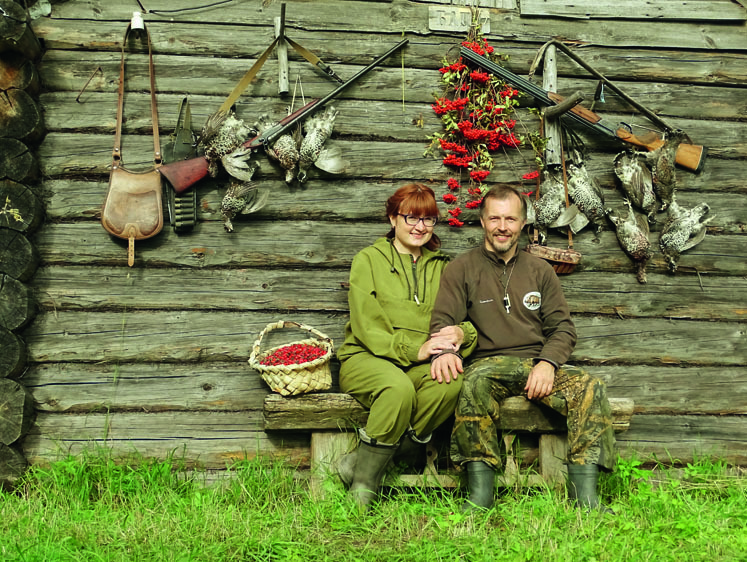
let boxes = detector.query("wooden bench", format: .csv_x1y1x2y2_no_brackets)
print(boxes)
263,392,634,494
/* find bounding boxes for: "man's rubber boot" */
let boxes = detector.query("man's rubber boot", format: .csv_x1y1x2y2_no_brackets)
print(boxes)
393,431,430,469
462,461,495,512
349,441,397,509
567,464,615,514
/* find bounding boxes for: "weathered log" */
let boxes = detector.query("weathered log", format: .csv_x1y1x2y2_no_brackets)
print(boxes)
0,442,27,491
0,51,40,94
0,138,37,183
519,0,747,21
20,362,747,417
23,411,310,469
39,175,747,231
0,180,44,234
0,378,35,445
262,393,634,433
22,309,746,367
0,326,25,379
41,1,747,51
30,18,747,86
0,88,45,143
0,227,38,281
0,0,41,60
0,273,36,330
21,408,747,469
30,221,747,277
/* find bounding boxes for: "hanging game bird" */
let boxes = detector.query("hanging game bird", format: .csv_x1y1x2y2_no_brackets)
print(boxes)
253,113,301,184
298,105,346,183
607,199,652,284
530,166,579,245
220,179,268,233
198,110,257,180
613,150,657,222
642,128,688,212
658,196,713,273
566,152,607,235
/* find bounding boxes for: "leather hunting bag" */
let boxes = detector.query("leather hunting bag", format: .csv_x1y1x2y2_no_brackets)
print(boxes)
101,21,164,267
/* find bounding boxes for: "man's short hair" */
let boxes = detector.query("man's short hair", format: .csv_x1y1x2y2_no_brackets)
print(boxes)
479,184,528,221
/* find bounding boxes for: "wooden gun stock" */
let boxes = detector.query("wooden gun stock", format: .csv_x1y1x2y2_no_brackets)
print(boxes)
615,128,707,173
160,39,409,194
159,154,210,194
546,92,707,173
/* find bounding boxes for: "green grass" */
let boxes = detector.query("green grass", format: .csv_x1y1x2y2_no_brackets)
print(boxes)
1,452,745,562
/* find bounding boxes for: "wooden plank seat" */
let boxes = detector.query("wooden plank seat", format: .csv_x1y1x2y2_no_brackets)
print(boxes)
263,393,634,492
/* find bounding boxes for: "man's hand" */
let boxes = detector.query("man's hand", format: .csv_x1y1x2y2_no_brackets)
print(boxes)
525,360,555,400
430,352,463,384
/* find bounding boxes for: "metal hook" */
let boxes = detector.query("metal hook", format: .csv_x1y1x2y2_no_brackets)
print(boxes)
76,67,103,103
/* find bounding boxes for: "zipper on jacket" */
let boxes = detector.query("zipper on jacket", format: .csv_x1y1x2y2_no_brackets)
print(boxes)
411,256,420,305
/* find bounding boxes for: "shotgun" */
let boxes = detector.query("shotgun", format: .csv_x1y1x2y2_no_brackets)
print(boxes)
160,39,409,193
460,47,706,173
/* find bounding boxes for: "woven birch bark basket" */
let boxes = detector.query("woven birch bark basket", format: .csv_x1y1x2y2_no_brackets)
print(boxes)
248,320,333,396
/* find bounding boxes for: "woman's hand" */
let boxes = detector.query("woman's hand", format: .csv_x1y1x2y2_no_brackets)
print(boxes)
430,325,464,349
416,335,457,362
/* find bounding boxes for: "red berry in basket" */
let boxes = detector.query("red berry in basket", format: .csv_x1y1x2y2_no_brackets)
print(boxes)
260,343,326,366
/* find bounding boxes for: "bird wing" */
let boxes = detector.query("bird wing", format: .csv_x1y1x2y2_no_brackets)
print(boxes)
222,146,258,181
313,141,347,174
241,188,269,215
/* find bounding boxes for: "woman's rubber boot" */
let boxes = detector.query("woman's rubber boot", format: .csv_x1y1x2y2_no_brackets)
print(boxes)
349,441,397,509
567,464,615,514
462,461,495,512
335,448,357,488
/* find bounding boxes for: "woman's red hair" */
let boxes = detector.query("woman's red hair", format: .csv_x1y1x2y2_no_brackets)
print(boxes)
385,183,441,250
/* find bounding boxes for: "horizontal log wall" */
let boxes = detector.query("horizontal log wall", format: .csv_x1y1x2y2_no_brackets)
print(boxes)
18,0,747,471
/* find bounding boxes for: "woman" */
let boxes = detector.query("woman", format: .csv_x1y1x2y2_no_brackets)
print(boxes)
336,183,477,507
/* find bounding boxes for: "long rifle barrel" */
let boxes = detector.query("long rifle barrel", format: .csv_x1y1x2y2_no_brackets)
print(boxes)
252,39,409,148
460,47,616,138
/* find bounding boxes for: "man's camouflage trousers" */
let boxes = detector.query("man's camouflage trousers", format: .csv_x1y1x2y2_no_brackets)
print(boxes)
451,356,616,471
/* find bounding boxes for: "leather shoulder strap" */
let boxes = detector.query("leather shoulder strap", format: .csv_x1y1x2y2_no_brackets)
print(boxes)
113,23,161,167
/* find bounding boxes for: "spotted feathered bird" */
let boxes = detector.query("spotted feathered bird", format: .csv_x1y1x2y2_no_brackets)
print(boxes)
253,113,301,184
607,199,652,284
566,152,606,235
298,106,345,183
531,166,579,244
220,179,268,233
643,128,688,212
613,150,657,222
658,196,712,273
198,110,256,179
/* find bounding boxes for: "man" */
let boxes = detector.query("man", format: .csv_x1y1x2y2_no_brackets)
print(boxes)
430,185,616,512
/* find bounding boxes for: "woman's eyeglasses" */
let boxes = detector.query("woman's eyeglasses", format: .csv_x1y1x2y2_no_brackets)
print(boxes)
398,214,438,227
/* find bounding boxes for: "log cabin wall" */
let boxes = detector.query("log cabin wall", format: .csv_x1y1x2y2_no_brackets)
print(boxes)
8,0,746,474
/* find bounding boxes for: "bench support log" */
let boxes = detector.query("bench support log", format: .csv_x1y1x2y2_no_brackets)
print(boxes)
263,393,633,490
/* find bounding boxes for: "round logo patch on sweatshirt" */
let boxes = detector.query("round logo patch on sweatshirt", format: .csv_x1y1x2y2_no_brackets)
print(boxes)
523,291,541,310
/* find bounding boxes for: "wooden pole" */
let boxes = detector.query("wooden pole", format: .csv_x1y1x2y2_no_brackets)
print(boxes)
275,4,289,95
542,44,561,167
